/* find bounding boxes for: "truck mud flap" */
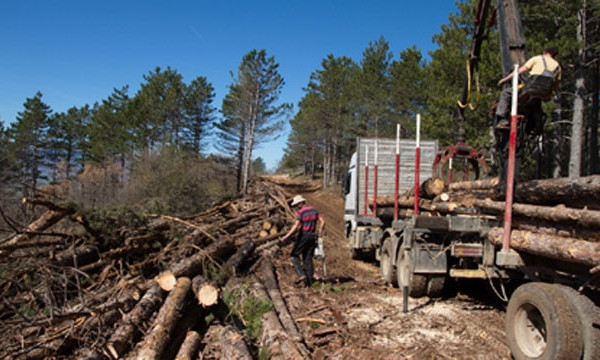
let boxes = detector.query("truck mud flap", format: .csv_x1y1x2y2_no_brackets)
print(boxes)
413,245,447,274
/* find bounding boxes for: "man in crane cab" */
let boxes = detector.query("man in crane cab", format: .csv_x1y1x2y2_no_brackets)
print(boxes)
494,46,561,130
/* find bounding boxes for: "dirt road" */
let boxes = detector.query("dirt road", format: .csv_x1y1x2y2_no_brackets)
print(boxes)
273,183,512,359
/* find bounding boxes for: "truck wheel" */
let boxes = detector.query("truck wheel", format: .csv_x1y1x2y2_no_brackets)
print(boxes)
349,248,361,260
380,238,397,286
396,248,426,297
554,284,600,360
426,275,445,298
506,282,583,360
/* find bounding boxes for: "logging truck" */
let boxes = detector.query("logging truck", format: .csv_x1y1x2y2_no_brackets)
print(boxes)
343,133,600,359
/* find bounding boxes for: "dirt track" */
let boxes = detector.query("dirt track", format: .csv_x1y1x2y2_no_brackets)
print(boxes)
273,182,512,359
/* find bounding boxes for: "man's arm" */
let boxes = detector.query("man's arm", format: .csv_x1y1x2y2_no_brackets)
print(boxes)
280,220,300,243
317,217,326,237
497,64,530,86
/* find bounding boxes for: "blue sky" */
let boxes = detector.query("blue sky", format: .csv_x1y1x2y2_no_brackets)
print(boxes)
0,1,459,170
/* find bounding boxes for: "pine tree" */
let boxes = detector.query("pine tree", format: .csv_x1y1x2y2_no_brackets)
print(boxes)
7,91,52,200
220,49,291,195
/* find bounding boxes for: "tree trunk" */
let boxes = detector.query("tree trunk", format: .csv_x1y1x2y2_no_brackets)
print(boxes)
220,325,252,360
248,276,305,360
569,6,586,178
421,177,446,199
474,198,600,229
448,177,499,191
259,257,310,357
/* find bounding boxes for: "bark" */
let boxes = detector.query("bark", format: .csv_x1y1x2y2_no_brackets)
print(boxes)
248,276,305,360
175,330,202,360
220,325,252,360
135,277,192,360
167,238,235,278
569,7,585,178
448,177,499,191
495,175,600,209
174,330,201,360
97,283,166,359
487,227,600,266
474,198,600,229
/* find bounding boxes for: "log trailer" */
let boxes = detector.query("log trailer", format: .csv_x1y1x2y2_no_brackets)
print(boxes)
343,1,600,359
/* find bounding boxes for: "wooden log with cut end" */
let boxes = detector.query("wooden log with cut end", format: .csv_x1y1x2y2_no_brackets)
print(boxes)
156,271,178,291
220,325,252,360
259,229,269,238
174,330,201,360
421,177,445,199
495,175,600,209
97,283,166,359
135,277,192,360
487,227,600,266
191,275,219,307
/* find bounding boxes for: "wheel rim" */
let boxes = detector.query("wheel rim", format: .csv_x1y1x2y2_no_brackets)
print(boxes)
514,303,547,357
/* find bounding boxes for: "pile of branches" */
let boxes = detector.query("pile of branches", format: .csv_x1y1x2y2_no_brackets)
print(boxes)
0,179,308,359
374,175,600,270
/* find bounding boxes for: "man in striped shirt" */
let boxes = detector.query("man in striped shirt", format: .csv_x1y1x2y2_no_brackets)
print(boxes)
280,195,326,287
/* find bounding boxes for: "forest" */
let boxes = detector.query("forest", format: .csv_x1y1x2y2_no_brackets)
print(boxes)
1,0,599,221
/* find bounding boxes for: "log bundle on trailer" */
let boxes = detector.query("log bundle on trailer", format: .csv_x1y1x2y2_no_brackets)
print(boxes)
372,175,600,272
0,180,305,359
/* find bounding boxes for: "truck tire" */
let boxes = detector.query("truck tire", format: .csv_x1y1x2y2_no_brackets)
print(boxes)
506,282,583,360
380,238,397,286
396,247,426,297
426,275,445,298
554,284,600,360
349,248,361,260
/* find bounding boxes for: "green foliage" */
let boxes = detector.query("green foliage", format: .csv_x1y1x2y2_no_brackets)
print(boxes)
126,146,236,216
222,281,274,341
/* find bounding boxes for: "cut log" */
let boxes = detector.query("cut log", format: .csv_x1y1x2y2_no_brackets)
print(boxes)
174,330,201,360
495,175,600,209
421,177,445,199
0,204,74,252
220,325,252,360
99,283,166,359
135,277,192,360
191,275,219,307
248,276,305,360
167,238,235,278
474,198,600,229
259,230,269,238
259,257,310,357
449,177,499,191
487,227,600,266
223,239,255,277
156,271,178,291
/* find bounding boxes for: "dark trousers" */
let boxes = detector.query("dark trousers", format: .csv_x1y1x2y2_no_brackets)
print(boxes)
290,232,316,281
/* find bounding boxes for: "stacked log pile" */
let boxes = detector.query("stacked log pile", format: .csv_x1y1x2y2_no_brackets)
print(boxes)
373,175,600,269
0,180,307,359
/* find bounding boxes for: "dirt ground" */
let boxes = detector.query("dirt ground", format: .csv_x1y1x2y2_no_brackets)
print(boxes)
272,181,512,360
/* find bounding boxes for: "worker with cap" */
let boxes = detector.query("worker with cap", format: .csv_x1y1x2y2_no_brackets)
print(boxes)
280,194,326,287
